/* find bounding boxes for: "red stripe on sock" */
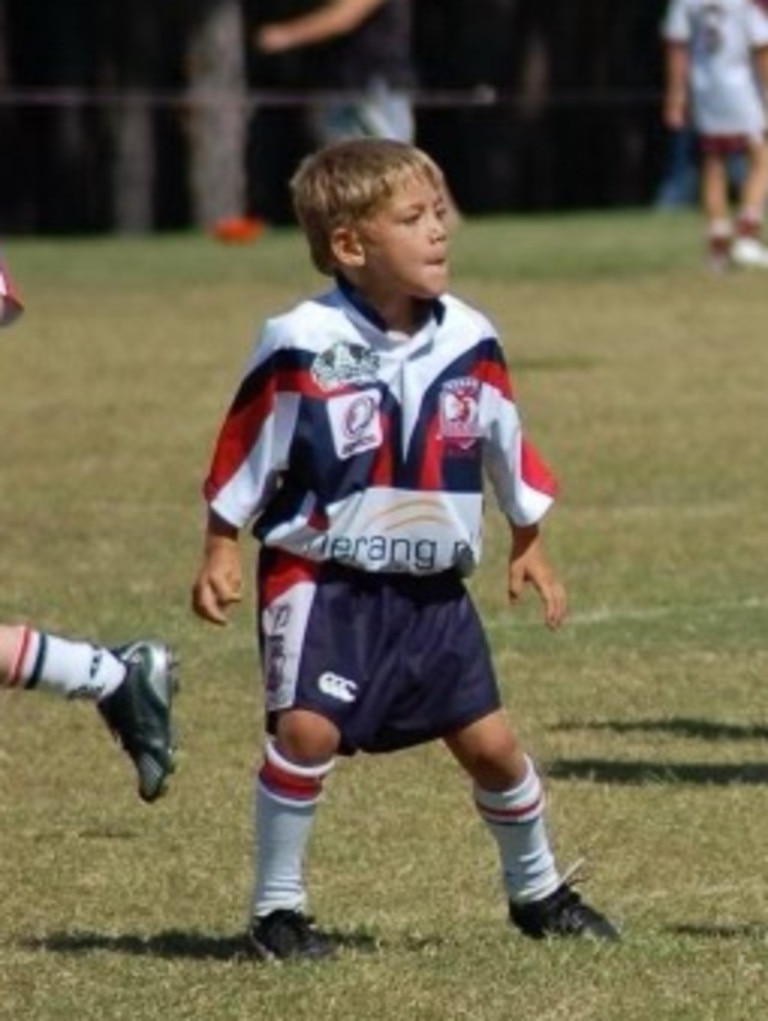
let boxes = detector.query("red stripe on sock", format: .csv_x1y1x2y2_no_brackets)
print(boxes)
9,626,32,686
259,758,322,802
475,792,543,822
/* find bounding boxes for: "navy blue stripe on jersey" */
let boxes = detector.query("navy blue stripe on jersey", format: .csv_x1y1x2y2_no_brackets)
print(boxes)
255,335,505,519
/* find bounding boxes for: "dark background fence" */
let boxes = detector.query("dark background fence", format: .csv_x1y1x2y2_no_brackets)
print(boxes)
0,0,673,234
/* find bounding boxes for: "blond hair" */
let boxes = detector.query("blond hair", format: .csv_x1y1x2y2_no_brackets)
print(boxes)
290,138,445,275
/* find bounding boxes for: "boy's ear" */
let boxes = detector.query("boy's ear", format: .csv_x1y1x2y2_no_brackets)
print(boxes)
330,225,366,268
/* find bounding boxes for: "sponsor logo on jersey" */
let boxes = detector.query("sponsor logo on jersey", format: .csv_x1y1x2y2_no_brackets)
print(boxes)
265,633,287,694
439,377,482,448
264,602,292,694
318,671,359,703
327,388,383,458
312,340,380,391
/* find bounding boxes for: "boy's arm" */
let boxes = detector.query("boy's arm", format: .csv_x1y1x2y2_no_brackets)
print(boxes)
191,510,243,626
508,522,567,630
663,41,690,129
753,45,768,102
256,0,385,54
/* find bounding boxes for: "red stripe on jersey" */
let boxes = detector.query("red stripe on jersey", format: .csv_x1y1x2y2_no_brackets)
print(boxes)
261,548,320,606
521,438,558,497
476,355,514,400
259,758,322,801
204,368,276,500
368,410,396,487
204,361,349,500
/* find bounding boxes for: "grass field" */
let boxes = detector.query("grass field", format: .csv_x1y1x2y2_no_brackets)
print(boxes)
1,210,767,1020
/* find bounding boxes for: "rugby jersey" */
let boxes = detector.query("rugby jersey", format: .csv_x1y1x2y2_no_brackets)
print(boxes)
204,283,557,576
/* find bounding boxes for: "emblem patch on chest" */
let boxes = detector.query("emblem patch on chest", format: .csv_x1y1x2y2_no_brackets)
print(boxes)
439,377,482,446
312,340,380,391
327,388,383,458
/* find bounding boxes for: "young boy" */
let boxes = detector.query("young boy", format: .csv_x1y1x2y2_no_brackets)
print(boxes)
0,253,177,803
661,0,768,270
191,139,619,959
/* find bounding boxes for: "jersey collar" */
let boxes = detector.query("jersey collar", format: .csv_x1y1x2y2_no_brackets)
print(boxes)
335,273,446,334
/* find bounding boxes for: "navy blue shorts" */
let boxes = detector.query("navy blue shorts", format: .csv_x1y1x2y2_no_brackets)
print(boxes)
257,549,501,755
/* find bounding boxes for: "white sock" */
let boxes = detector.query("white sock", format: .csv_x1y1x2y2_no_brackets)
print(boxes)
12,627,126,700
252,738,334,919
475,756,561,904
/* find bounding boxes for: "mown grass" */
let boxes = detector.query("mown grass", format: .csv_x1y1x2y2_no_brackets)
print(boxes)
1,210,767,1020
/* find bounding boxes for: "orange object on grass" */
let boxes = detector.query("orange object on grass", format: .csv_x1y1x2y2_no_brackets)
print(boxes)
212,216,267,243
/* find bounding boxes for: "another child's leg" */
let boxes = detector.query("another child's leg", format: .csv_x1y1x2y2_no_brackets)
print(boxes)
249,707,339,960
444,709,619,940
699,152,733,270
732,137,768,268
0,622,126,697
0,622,177,802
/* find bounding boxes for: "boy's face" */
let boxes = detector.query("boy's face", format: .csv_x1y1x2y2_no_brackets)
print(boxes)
334,173,450,304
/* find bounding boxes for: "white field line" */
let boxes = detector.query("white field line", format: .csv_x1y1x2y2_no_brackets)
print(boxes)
485,595,768,631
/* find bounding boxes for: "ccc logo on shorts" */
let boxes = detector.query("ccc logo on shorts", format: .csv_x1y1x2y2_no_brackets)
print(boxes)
318,671,359,703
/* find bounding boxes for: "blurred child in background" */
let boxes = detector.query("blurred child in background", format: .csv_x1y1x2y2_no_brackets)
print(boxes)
661,0,768,270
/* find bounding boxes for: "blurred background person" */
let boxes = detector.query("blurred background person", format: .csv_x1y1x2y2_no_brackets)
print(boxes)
217,0,415,237
255,0,415,146
661,0,768,270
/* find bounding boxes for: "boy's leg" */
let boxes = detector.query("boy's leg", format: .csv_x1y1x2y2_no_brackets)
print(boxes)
248,708,339,961
444,710,619,940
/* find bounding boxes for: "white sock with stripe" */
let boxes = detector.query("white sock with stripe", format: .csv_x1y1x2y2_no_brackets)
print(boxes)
252,737,335,919
475,755,561,904
7,626,126,699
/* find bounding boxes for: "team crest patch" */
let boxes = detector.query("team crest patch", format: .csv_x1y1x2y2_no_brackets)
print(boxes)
327,387,382,459
439,377,482,447
312,340,379,392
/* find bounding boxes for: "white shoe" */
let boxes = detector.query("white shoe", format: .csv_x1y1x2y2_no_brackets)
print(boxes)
731,236,768,269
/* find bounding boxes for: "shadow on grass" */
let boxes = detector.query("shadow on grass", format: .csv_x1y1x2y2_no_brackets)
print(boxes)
547,759,768,785
668,923,768,940
553,717,768,742
23,926,379,962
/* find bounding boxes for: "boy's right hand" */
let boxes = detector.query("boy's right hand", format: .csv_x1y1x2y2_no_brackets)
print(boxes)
191,530,243,626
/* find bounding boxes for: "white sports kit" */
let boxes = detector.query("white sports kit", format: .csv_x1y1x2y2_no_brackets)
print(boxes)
662,0,768,139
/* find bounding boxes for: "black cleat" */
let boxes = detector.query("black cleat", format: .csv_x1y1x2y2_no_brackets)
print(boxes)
99,640,178,803
247,910,336,961
510,883,620,941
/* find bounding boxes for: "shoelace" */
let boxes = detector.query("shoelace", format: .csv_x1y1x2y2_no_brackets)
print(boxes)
559,857,590,889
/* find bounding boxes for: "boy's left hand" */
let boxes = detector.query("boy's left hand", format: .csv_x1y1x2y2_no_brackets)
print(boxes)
508,525,567,630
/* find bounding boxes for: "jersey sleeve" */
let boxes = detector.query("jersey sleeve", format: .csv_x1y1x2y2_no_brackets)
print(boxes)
661,0,689,42
480,344,558,527
202,321,301,529
0,256,24,327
